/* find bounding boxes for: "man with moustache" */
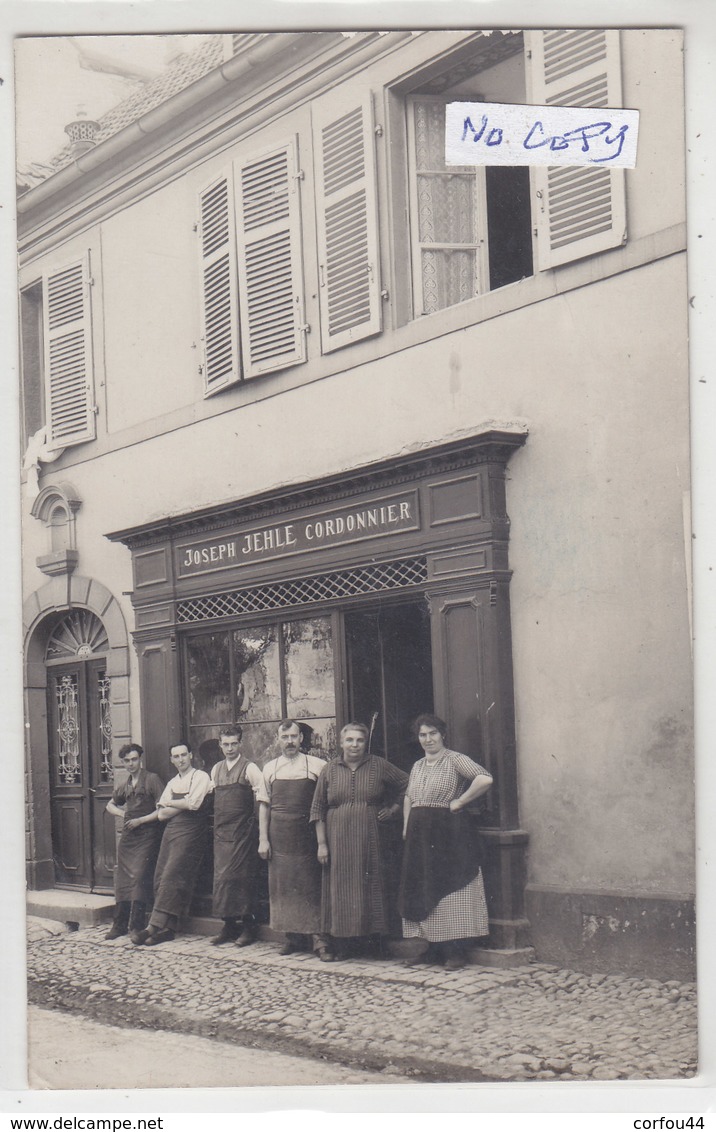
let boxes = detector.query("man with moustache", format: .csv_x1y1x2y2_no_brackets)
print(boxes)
258,720,327,957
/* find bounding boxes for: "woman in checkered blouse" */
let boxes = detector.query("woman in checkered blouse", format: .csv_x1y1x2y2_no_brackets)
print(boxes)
398,713,493,970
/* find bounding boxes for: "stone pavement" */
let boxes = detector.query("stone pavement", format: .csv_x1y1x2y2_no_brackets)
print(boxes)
27,920,697,1085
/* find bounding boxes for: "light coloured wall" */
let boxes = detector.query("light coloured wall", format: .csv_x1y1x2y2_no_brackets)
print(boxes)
101,185,200,432
621,29,685,242
21,251,692,897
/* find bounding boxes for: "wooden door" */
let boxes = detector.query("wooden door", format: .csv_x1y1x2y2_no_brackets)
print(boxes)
47,659,115,891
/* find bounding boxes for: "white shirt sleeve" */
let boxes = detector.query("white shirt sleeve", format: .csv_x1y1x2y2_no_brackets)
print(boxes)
246,761,266,800
157,778,176,808
185,769,213,809
257,761,274,805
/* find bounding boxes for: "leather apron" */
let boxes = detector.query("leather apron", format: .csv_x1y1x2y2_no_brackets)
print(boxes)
268,775,321,935
152,779,211,918
212,758,258,918
115,770,163,903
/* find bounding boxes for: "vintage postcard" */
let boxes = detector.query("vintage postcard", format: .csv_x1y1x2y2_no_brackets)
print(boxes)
4,2,715,1114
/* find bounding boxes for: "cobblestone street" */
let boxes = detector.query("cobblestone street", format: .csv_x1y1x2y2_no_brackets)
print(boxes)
27,920,697,1086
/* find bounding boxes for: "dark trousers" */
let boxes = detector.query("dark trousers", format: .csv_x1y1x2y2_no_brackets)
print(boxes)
113,900,147,932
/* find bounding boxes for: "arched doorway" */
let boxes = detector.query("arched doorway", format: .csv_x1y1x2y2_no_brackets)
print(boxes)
45,610,116,890
23,575,131,893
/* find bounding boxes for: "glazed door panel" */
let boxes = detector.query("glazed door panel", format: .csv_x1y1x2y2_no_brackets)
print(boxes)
47,659,116,891
47,665,92,887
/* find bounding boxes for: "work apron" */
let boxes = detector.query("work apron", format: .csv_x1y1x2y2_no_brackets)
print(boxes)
153,789,210,919
268,776,321,935
212,775,257,919
398,806,484,924
115,773,163,904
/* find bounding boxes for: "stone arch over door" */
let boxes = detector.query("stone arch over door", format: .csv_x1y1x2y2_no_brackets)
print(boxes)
23,575,130,890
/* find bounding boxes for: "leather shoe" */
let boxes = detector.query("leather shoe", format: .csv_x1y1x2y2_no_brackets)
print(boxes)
402,951,432,967
145,928,175,946
104,924,128,941
444,954,467,970
235,925,256,948
210,924,240,946
130,929,150,946
316,947,335,962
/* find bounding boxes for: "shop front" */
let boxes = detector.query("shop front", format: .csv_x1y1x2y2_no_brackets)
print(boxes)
108,429,530,954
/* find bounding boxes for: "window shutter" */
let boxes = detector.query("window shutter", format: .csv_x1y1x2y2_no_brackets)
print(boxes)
526,29,626,269
198,172,241,395
312,93,382,353
43,256,96,448
235,139,307,377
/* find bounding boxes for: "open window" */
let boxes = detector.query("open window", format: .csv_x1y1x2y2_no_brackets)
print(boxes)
401,30,625,318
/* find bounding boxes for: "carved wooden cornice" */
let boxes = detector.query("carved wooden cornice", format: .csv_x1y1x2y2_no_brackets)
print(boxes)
106,429,528,549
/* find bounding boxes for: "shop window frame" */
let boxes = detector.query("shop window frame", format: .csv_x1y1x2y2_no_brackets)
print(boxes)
179,609,342,760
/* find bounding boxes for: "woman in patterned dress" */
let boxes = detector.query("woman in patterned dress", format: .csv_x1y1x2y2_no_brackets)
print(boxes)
398,713,493,970
310,722,408,960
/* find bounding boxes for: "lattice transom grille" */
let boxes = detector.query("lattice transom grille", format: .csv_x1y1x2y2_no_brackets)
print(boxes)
176,556,428,624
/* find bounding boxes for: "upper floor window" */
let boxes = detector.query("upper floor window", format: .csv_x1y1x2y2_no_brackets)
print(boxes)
402,29,626,318
197,96,384,397
20,281,45,451
407,95,533,314
20,255,97,452
198,138,308,395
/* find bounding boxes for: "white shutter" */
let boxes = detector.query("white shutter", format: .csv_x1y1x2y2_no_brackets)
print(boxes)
43,256,96,448
236,139,307,377
526,29,626,269
198,171,241,395
313,93,382,353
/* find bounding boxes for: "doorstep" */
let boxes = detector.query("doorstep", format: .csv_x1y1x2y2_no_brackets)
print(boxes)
27,889,115,928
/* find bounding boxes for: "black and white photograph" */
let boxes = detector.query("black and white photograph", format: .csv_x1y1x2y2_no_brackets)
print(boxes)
4,5,716,1110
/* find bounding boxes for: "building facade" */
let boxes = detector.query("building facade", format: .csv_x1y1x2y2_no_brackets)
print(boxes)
18,29,693,978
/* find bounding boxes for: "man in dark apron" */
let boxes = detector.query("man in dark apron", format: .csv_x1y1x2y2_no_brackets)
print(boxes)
105,743,164,939
258,720,327,957
210,725,265,947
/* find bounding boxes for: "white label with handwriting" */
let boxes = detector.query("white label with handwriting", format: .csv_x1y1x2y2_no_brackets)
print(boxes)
445,102,639,168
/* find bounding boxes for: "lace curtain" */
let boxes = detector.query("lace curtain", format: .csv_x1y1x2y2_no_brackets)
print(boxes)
412,100,481,313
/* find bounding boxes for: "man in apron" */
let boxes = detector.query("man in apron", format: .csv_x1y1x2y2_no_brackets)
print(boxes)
105,743,165,939
258,720,327,957
210,725,265,947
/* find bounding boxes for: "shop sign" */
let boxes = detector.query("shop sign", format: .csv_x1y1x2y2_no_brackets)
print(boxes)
176,491,419,577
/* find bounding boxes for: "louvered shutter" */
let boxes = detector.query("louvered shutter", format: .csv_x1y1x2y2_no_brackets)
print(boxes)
198,172,241,395
43,256,96,448
312,94,382,353
235,139,307,377
526,29,627,269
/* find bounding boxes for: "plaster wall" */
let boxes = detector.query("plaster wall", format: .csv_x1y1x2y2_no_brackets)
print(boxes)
21,251,692,899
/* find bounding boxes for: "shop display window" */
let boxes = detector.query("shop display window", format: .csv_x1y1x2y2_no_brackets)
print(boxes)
184,614,336,766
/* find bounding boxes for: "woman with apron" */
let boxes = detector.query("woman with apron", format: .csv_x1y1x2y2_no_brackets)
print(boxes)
210,725,265,947
398,713,493,969
132,744,213,946
258,720,326,955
